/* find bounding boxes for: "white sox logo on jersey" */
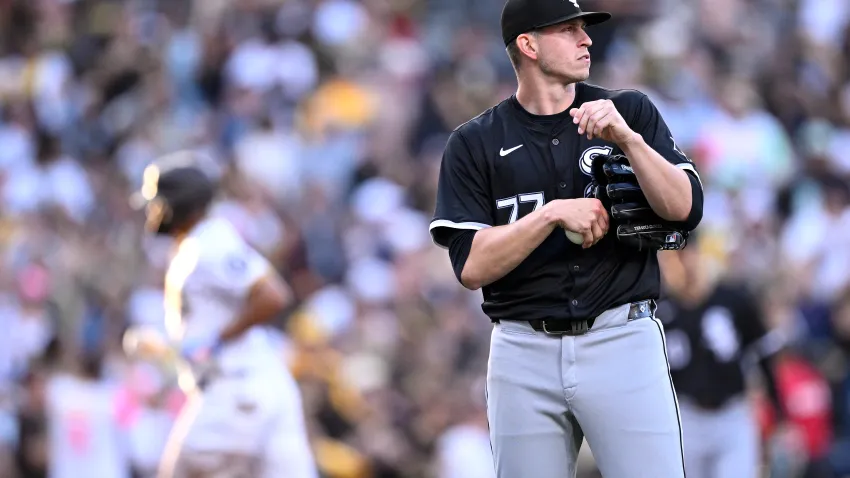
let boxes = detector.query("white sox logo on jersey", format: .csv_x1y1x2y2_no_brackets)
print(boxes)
579,146,613,198
701,306,740,362
579,146,613,176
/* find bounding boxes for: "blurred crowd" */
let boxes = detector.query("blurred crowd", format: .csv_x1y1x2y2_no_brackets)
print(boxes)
0,0,848,477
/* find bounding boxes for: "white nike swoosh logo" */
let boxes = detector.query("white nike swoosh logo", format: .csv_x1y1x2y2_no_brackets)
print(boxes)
499,145,523,156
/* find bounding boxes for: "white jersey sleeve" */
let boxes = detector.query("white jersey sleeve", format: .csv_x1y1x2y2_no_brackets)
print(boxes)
203,231,272,301
168,217,282,374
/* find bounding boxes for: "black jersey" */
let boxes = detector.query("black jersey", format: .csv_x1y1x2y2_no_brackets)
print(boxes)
429,82,703,322
657,282,779,409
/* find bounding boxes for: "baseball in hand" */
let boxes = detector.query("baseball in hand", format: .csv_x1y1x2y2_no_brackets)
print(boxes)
565,230,583,245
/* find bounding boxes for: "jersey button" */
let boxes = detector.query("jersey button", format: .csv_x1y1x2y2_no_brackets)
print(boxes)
552,138,560,145
559,182,567,189
573,265,580,272
571,299,578,306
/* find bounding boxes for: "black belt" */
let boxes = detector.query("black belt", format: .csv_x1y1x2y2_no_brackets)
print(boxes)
525,300,655,336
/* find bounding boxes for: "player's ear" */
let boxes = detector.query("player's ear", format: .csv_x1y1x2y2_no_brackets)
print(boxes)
516,32,539,61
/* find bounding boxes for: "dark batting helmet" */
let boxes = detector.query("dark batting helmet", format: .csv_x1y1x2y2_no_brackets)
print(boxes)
133,151,216,235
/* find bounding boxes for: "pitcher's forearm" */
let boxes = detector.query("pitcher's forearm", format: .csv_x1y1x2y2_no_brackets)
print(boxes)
461,206,557,289
620,133,693,221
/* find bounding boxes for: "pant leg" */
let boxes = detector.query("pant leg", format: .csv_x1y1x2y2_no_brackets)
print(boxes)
570,311,686,478
176,377,270,455
678,398,714,478
487,320,582,478
160,370,296,478
157,391,203,478
713,398,760,478
260,371,319,478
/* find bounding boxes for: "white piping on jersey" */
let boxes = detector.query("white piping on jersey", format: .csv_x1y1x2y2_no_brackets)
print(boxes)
676,163,702,189
428,219,492,249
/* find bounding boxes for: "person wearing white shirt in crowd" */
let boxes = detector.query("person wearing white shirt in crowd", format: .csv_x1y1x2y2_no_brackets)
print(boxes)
45,351,131,478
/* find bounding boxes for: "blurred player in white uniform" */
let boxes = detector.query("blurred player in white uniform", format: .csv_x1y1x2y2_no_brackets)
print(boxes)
129,152,318,478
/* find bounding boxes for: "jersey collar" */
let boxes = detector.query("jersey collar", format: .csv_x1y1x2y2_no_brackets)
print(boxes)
507,82,585,134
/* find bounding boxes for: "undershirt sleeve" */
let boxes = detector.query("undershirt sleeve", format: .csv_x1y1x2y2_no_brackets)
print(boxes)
446,229,477,284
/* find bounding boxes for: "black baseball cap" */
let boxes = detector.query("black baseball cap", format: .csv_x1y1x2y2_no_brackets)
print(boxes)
501,0,612,46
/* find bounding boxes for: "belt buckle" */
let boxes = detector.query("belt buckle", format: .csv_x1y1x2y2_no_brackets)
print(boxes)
629,300,654,321
542,319,589,336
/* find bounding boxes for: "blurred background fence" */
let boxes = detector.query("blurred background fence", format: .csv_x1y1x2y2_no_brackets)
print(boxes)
0,0,848,477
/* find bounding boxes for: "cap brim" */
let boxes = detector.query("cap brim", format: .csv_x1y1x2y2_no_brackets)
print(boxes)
535,11,612,30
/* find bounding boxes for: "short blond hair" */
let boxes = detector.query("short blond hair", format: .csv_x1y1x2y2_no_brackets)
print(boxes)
506,31,537,71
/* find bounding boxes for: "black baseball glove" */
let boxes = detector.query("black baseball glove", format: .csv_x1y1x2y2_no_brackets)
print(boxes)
590,154,689,251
